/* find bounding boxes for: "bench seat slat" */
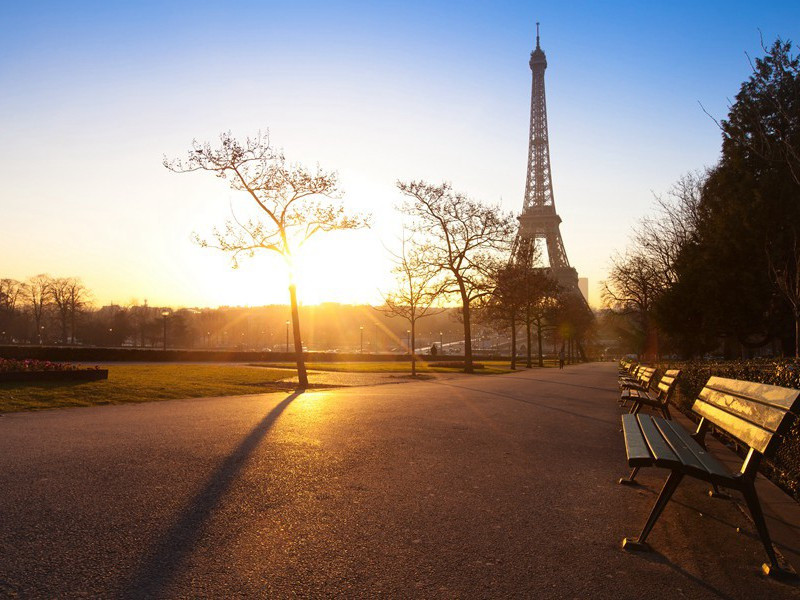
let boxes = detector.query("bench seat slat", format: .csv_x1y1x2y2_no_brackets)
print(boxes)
637,415,680,467
650,417,711,477
621,414,653,466
657,418,732,482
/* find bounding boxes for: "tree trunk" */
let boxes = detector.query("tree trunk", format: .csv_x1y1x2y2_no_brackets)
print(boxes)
411,320,417,377
525,307,532,368
288,283,308,388
536,318,544,367
459,286,473,374
59,309,68,344
510,310,517,370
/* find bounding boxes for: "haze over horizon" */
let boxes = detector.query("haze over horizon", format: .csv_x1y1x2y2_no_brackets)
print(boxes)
2,1,799,309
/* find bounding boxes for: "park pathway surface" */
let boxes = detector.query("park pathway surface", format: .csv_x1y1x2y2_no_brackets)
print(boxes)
0,362,798,598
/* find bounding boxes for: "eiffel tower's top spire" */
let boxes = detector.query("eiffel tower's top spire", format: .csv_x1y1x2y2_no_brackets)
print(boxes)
530,22,547,68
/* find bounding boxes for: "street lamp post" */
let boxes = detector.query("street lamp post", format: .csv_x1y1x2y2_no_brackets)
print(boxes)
440,331,443,353
360,326,364,354
406,329,411,355
285,320,290,353
161,310,170,351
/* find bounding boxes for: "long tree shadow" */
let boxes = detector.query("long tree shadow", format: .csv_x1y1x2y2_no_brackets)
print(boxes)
119,390,303,599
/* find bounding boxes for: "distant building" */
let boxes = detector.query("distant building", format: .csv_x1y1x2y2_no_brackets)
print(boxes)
578,278,589,303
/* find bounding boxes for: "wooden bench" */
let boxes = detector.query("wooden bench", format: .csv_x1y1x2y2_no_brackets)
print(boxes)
619,367,656,407
621,369,680,419
620,376,800,577
618,360,635,376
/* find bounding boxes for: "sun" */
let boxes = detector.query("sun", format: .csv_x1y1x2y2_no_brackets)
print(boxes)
290,231,389,306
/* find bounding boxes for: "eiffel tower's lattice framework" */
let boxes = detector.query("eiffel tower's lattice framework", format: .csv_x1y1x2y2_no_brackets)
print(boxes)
512,24,579,291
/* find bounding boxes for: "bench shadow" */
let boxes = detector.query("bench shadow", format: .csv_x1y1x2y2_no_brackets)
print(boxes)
625,549,737,599
119,389,303,599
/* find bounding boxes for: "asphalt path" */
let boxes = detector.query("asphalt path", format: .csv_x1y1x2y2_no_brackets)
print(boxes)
0,363,798,598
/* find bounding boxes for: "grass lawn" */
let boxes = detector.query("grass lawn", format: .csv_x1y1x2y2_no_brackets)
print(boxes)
0,364,293,413
250,360,521,374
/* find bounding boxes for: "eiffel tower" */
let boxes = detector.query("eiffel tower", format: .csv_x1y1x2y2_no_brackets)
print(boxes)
512,23,581,294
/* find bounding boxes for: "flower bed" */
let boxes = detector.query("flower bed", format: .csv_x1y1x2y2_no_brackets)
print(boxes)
654,359,800,503
0,358,108,383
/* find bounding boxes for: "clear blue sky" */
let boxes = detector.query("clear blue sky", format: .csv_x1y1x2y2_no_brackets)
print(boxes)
1,1,798,307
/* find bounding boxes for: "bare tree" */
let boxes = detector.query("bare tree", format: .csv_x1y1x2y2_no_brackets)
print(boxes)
524,269,561,367
165,131,369,388
633,171,705,286
24,274,51,344
50,277,89,343
480,262,530,370
128,300,156,348
0,279,22,342
397,181,515,373
602,250,662,358
65,279,90,343
379,236,443,376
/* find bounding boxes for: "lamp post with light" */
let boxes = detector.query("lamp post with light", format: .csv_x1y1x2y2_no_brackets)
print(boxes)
285,320,290,353
360,326,364,354
162,310,170,351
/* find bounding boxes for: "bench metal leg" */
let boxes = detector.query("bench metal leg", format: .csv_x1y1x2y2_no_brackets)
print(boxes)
622,470,683,551
618,466,640,485
661,405,671,420
741,483,796,579
708,483,730,499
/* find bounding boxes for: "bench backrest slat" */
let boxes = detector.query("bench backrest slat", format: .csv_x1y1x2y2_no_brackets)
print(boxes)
639,367,656,381
657,369,680,395
692,376,800,455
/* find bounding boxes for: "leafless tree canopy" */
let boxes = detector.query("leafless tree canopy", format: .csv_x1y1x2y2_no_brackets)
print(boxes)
397,180,515,371
632,171,705,287
164,131,369,269
379,235,443,375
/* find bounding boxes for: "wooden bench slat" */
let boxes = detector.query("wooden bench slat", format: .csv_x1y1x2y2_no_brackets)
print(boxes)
693,399,775,454
652,417,709,476
637,415,680,467
699,388,787,433
621,414,653,466
707,376,800,411
658,418,731,482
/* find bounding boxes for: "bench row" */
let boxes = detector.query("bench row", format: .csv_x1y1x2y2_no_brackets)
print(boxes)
616,360,798,579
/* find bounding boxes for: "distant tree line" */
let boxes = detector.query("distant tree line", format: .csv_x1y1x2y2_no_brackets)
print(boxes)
604,39,800,359
0,273,507,352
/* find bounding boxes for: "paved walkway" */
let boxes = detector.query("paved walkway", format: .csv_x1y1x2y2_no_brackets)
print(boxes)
0,363,798,598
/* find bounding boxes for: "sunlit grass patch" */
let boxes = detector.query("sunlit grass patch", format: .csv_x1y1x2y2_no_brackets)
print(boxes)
0,364,292,413
251,360,517,374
